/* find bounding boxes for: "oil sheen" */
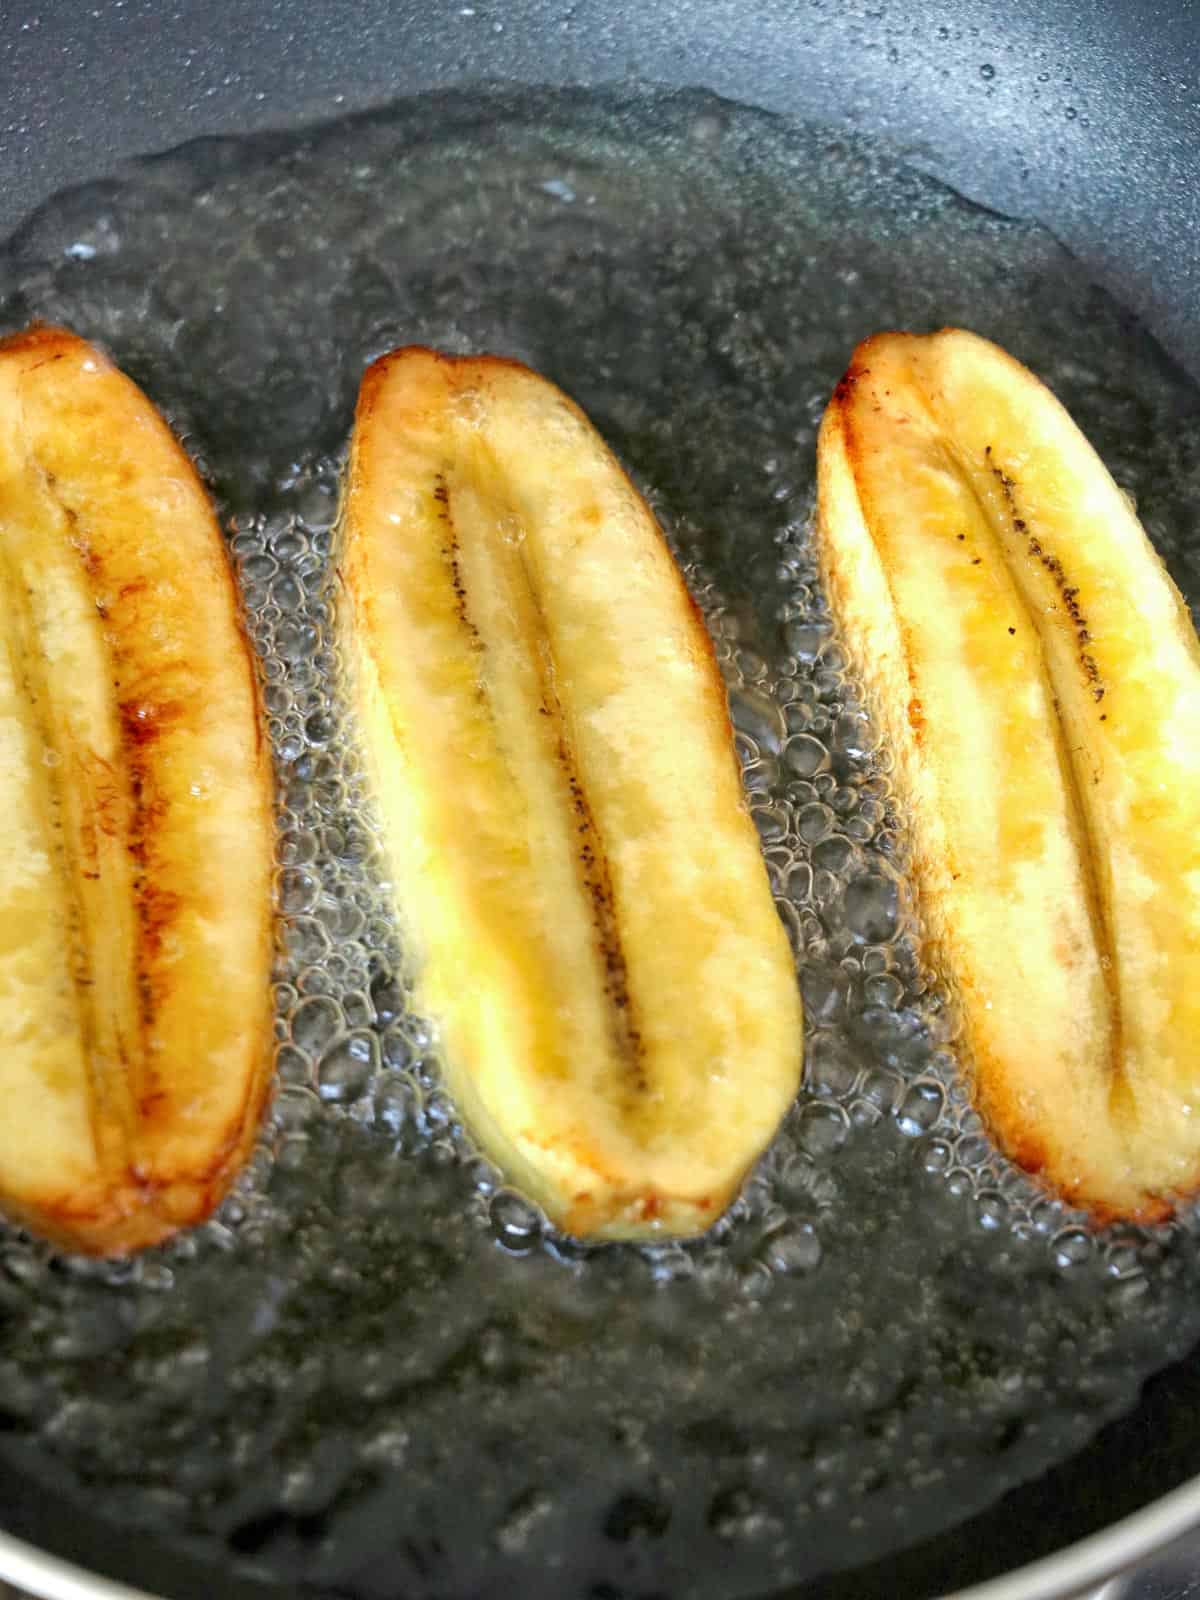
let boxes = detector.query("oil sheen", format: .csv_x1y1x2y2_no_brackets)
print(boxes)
1,85,1200,1600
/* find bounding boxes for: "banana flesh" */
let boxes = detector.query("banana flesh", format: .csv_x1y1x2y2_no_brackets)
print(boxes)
337,348,803,1239
0,326,274,1254
818,327,1200,1219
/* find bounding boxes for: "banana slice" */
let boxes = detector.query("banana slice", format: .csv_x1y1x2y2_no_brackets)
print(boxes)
338,348,803,1238
0,326,274,1254
818,327,1200,1219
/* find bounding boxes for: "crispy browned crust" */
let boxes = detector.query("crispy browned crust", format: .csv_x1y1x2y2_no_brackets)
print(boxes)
819,329,1200,1226
0,324,275,1256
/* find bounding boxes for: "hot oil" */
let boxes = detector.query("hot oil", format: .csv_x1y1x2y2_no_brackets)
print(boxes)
1,85,1200,1598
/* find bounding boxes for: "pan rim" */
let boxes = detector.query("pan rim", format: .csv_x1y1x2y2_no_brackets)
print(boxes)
2,1468,1200,1600
0,1531,157,1600
942,1471,1200,1598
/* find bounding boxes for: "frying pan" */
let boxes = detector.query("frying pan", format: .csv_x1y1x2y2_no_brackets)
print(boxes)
0,3,1199,1599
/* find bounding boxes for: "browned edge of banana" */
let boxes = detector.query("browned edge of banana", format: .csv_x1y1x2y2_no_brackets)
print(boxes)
0,322,276,1256
821,328,1197,1228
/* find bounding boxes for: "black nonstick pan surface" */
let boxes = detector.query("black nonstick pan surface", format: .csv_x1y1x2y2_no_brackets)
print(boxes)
0,6,1198,1600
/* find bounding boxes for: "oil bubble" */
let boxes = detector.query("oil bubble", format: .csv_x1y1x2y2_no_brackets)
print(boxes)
318,1031,378,1102
490,1190,543,1252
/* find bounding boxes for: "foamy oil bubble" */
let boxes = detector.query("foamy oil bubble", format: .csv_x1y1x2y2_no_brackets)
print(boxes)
0,84,1199,1599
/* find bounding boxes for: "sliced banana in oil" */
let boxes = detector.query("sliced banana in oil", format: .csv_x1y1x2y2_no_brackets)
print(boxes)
337,347,804,1239
0,326,274,1254
818,327,1200,1218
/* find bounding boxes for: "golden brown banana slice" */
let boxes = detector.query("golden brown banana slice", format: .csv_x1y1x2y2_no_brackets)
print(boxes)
338,348,803,1239
0,325,274,1254
818,327,1200,1219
